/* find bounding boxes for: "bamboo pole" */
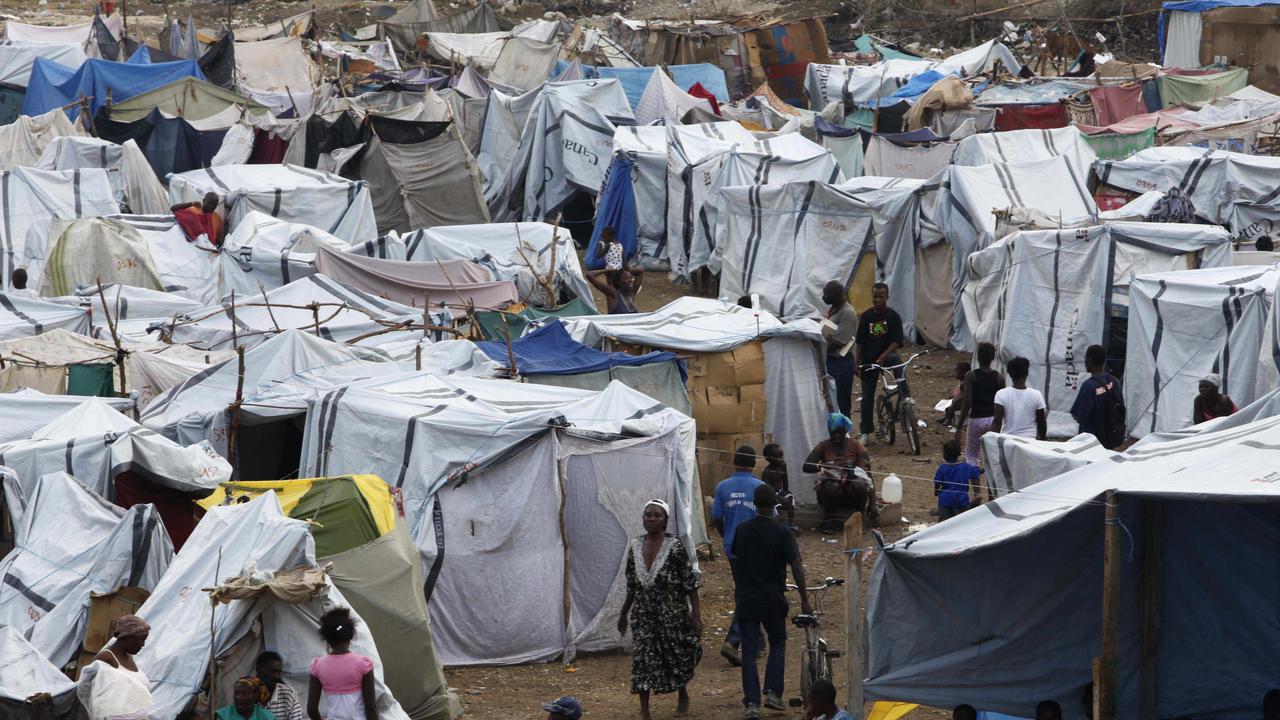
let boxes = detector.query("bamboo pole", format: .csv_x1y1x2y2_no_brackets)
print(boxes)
95,281,128,398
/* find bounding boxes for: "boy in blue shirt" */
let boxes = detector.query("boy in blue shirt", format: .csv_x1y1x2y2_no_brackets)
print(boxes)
712,445,765,668
934,439,983,520
804,679,852,720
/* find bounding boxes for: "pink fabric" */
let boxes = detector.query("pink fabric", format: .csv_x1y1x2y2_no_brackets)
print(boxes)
1164,68,1219,77
1076,107,1197,135
1089,85,1146,126
964,416,994,466
310,653,373,695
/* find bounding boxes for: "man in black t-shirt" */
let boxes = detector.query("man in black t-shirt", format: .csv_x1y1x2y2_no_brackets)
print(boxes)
731,484,812,718
854,283,905,443
1070,344,1123,449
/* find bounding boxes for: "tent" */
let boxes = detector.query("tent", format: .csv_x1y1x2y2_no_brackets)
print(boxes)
633,67,714,124
473,297,597,340
0,626,80,720
1125,265,1279,437
298,373,700,665
0,108,82,171
0,292,90,340
951,126,1098,179
212,211,353,298
394,222,596,311
22,56,204,120
979,432,1115,497
0,41,85,124
36,136,169,214
0,390,133,442
0,166,120,289
94,107,228,178
961,223,1233,435
37,217,165,296
5,15,121,46
233,36,319,115
1159,1,1280,88
84,214,218,297
168,164,378,245
558,297,828,503
134,493,410,720
159,274,438,350
473,320,689,413
381,1,501,56
0,469,171,668
864,411,1280,719
197,475,461,719
103,75,267,123
314,245,518,309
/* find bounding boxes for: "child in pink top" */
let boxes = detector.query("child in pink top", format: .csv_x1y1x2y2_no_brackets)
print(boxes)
307,608,378,720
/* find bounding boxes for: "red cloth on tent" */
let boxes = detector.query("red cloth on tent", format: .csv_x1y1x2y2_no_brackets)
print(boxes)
687,82,721,116
113,471,202,551
250,128,289,164
1089,85,1146,126
173,207,224,247
993,103,1069,130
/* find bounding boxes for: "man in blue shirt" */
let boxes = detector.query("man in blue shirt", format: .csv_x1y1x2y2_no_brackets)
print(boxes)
1070,344,1123,449
712,445,764,668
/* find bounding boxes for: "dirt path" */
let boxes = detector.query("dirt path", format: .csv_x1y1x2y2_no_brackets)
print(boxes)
446,271,961,718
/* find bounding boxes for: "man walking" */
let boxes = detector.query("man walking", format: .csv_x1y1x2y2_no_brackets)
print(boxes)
712,446,765,667
1069,345,1124,449
821,280,858,417
854,283,904,445
731,484,812,719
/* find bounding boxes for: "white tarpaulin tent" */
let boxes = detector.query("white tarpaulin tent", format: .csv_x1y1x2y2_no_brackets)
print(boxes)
0,291,90,340
168,164,378,245
0,166,119,289
0,109,83,171
0,390,132,442
0,469,171,668
212,211,352,298
0,41,86,87
36,136,169,214
952,126,1098,179
395,222,597,311
558,297,829,503
358,121,490,234
135,493,409,720
298,373,699,665
979,432,1114,497
1126,265,1278,437
234,37,320,115
962,222,1233,436
37,216,166,297
95,214,219,298
865,411,1280,719
0,625,80,717
634,67,714,124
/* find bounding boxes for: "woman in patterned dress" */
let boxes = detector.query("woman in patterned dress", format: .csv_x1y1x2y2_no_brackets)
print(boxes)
617,499,703,719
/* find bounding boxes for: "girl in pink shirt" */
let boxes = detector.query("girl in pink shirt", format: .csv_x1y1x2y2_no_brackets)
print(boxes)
307,608,378,720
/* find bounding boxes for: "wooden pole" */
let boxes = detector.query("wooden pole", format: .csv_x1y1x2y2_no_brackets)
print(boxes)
1095,490,1121,720
207,546,222,720
500,315,518,377
844,512,865,720
1138,499,1162,720
227,346,246,474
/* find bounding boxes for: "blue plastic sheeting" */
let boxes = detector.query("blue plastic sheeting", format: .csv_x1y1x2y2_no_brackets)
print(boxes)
865,69,945,108
22,56,205,120
853,34,925,62
1157,0,1280,62
596,67,656,110
858,127,948,144
815,116,856,138
474,321,682,376
553,59,598,79
669,63,729,102
586,154,638,271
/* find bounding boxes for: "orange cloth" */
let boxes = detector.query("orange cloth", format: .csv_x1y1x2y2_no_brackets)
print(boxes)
174,207,224,246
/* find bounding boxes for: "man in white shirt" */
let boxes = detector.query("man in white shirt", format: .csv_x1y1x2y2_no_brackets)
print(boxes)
9,268,38,299
990,356,1047,440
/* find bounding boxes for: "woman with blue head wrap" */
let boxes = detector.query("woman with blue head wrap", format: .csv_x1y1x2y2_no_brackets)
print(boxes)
803,412,877,533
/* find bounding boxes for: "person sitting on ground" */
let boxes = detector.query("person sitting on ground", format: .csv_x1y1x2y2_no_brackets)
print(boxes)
990,356,1047,440
1070,344,1124,449
542,696,583,720
592,226,625,271
1192,373,1237,424
934,439,982,520
171,192,225,246
77,615,153,720
307,608,378,720
256,651,304,720
761,443,797,533
1035,700,1063,720
802,413,876,533
942,361,969,427
803,678,852,720
711,446,765,667
587,267,642,314
956,342,1005,465
9,268,38,298
952,705,978,720
217,677,276,720
1257,235,1275,252
1263,688,1280,720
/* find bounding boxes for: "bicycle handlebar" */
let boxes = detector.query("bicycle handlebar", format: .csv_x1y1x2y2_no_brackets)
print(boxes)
864,350,929,373
785,578,846,592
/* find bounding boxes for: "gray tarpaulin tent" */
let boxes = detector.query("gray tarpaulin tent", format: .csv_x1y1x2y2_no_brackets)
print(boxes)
951,126,1098,178
866,411,1280,719
1125,265,1279,437
0,469,171,668
0,166,119,289
211,211,352,298
0,626,81,720
298,374,699,665
0,390,133,442
0,291,90,340
35,136,168,214
135,493,410,720
314,245,518,309
358,121,489,234
962,222,1233,436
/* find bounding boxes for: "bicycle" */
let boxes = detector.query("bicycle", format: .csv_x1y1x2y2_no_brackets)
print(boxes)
786,576,846,705
866,351,929,456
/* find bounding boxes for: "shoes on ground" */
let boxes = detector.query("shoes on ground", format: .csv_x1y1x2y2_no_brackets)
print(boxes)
763,693,785,711
744,703,760,719
720,641,742,668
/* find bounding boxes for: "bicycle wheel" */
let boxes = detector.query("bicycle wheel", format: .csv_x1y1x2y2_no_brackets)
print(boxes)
901,398,921,455
799,649,816,702
877,397,896,445
814,638,833,683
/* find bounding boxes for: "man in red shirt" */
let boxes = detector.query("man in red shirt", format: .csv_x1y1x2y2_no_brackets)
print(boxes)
171,192,225,246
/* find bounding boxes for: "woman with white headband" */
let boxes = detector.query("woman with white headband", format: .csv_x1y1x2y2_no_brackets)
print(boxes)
617,499,703,720
1193,373,1237,425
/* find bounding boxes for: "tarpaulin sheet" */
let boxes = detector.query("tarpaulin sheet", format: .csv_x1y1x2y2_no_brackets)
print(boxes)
596,66,655,109
669,63,729,102
1089,84,1146,125
1076,107,1196,135
473,297,596,340
0,108,82,171
1157,67,1248,107
474,320,679,375
233,36,317,92
0,167,120,291
975,80,1090,105
22,56,204,120
951,127,1097,179
359,119,489,234
1081,127,1158,160
586,154,638,270
95,107,225,179
314,244,517,309
992,103,1069,130
0,41,84,87
634,68,713,125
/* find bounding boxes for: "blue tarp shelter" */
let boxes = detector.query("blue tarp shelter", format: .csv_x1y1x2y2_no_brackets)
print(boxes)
596,67,656,110
668,63,729,102
1157,0,1280,63
474,321,683,377
585,154,638,271
582,64,731,109
22,56,205,120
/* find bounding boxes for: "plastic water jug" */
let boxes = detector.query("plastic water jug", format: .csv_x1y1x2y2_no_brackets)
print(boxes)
880,472,903,504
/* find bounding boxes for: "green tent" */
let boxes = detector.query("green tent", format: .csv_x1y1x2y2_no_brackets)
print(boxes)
474,297,597,341
105,76,267,123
